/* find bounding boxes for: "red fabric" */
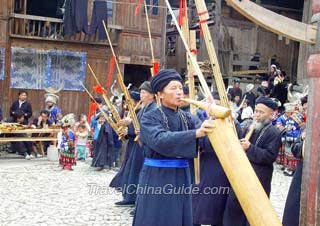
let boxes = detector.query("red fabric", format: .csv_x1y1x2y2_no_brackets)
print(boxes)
153,61,159,75
93,84,106,94
178,0,187,26
199,19,207,36
190,49,198,55
106,57,115,87
135,0,143,15
88,101,98,123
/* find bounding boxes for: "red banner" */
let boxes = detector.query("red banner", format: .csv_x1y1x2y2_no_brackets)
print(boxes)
106,56,115,87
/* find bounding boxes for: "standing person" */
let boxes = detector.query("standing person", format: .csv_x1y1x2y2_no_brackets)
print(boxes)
192,92,242,226
9,91,32,125
91,112,114,170
275,104,291,167
44,92,62,124
243,83,256,110
114,85,157,207
75,124,88,161
109,91,142,200
283,104,305,176
59,114,76,170
282,96,308,226
228,78,243,104
132,69,215,226
223,96,282,226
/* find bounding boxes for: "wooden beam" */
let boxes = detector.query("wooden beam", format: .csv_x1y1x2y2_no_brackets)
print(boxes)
225,0,317,44
232,60,261,67
233,69,267,75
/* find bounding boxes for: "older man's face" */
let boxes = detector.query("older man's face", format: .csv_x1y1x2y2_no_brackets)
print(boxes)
254,104,274,123
158,80,183,110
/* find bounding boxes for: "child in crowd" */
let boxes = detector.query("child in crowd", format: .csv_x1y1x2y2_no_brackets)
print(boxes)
75,124,88,161
59,114,76,170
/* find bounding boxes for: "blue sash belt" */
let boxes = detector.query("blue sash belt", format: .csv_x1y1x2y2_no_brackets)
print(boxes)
144,158,189,168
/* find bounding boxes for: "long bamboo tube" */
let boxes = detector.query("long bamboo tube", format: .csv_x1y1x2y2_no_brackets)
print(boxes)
179,1,200,185
102,21,140,133
244,122,256,141
164,0,212,99
87,64,122,124
194,0,229,108
143,0,161,106
79,82,120,134
183,98,282,226
181,98,231,119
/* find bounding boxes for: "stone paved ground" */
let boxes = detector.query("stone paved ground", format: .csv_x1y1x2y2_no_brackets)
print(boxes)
0,155,292,226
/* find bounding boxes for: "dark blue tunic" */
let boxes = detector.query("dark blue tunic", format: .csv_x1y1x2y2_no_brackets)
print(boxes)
120,102,157,202
109,124,135,189
193,122,242,226
132,106,212,226
91,122,114,168
223,123,281,226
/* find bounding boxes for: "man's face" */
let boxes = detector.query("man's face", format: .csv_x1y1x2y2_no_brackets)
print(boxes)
254,104,274,123
234,82,240,89
140,89,154,104
41,113,49,122
158,81,183,109
19,93,27,101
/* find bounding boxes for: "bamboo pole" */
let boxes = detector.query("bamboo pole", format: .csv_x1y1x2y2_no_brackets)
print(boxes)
164,0,212,100
179,1,200,185
244,121,256,141
183,98,282,226
143,0,161,106
144,0,155,65
194,0,230,108
79,82,120,135
102,21,140,133
87,64,122,124
164,0,236,133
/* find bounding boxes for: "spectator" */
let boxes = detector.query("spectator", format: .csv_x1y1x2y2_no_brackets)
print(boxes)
228,78,243,104
243,83,256,110
9,91,33,125
9,110,33,159
45,92,62,124
31,110,53,156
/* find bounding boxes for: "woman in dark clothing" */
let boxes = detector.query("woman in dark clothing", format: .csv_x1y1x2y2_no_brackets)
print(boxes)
9,91,33,125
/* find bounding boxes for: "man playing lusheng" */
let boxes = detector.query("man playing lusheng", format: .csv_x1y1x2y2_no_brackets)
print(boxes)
132,69,215,226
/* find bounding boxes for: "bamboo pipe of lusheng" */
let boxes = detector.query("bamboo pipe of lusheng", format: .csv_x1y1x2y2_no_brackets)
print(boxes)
102,21,140,137
244,121,256,141
79,82,120,135
179,0,200,185
142,0,161,107
87,64,122,124
183,98,282,226
164,0,236,133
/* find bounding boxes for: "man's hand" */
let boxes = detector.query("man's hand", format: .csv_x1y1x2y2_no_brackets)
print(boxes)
196,120,215,138
240,139,251,151
117,118,132,127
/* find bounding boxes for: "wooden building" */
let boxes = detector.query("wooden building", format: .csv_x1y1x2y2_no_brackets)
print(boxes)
166,0,304,88
0,0,166,120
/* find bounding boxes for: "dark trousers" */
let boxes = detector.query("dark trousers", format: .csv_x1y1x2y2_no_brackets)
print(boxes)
89,0,108,40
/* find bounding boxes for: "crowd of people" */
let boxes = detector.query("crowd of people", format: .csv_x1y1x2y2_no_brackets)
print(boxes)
0,65,308,226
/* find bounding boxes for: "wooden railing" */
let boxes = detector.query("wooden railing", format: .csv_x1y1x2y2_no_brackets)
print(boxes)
8,13,123,45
